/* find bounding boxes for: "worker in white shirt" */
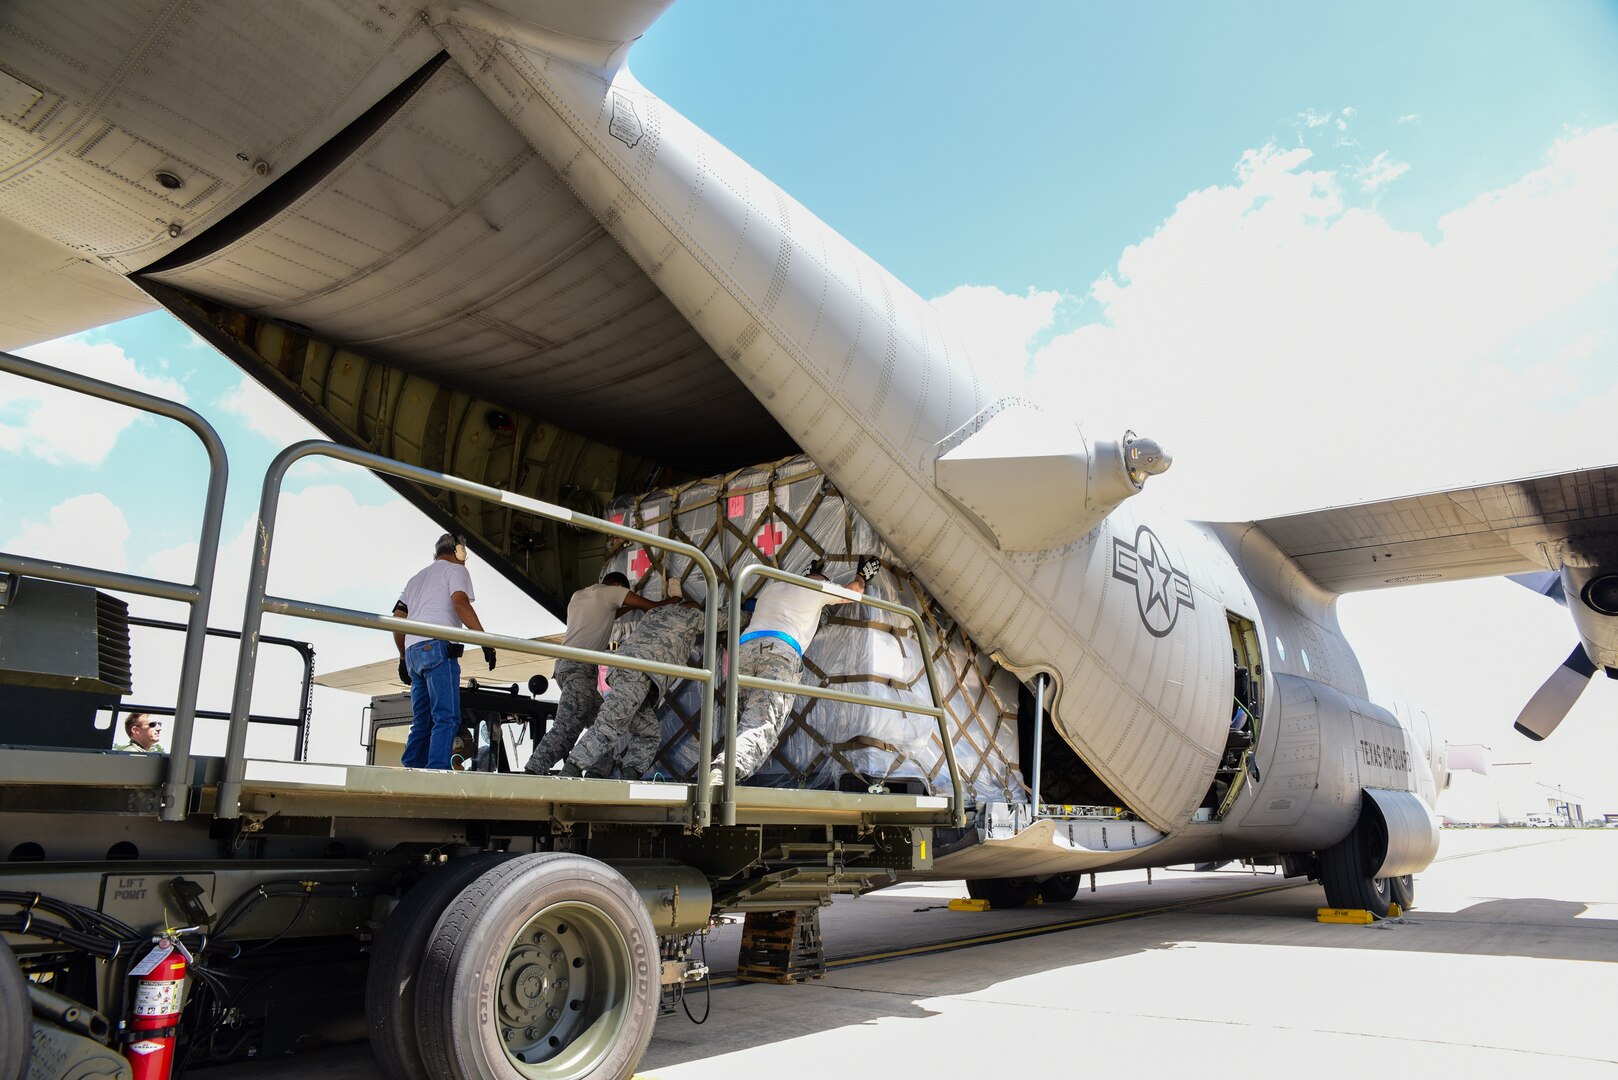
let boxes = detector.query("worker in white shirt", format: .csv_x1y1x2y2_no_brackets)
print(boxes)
711,556,882,784
523,572,676,774
393,533,494,770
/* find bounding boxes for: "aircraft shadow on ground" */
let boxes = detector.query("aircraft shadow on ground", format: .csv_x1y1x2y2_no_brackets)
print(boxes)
640,878,1283,1069
640,884,1618,1069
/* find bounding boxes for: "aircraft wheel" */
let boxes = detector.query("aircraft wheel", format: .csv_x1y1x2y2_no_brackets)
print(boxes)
1318,815,1394,918
1038,873,1081,903
416,853,658,1080
966,877,1040,909
1,938,29,1080
1389,874,1415,912
367,853,512,1080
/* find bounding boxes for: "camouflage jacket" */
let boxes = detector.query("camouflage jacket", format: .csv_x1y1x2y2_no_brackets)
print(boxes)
614,604,729,697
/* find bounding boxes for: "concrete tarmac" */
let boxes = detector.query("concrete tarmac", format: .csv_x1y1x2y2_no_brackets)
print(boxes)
202,829,1618,1079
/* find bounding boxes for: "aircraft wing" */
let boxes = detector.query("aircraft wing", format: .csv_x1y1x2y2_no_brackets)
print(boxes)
1251,465,1618,593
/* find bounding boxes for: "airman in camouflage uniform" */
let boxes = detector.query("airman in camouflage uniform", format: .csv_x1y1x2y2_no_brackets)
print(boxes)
524,573,674,775
710,557,881,784
528,658,604,769
722,636,804,780
567,601,724,778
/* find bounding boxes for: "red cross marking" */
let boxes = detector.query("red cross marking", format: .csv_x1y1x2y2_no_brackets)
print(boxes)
610,513,624,525
756,524,785,556
726,495,746,519
629,549,651,577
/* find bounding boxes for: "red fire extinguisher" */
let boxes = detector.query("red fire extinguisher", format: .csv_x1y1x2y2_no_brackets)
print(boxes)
124,935,191,1079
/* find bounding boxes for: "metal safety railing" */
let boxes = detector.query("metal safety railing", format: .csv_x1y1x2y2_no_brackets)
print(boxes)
217,440,725,824
0,351,227,822
116,616,317,759
721,564,966,828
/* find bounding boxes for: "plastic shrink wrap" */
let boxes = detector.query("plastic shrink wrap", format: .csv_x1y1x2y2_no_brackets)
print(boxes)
599,456,1030,806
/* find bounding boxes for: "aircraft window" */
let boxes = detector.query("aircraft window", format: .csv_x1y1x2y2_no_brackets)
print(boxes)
1300,648,1311,672
1274,636,1286,662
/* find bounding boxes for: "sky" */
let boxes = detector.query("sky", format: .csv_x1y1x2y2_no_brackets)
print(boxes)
3,1,1617,813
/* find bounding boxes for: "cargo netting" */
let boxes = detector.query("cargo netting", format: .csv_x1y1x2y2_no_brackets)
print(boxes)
599,455,1030,806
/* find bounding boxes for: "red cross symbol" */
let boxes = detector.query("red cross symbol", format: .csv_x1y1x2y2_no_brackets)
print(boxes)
756,524,784,557
629,548,651,577
610,513,624,525
726,495,746,519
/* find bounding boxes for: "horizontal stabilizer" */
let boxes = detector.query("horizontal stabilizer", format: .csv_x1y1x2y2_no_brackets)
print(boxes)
935,402,1165,552
1513,644,1597,741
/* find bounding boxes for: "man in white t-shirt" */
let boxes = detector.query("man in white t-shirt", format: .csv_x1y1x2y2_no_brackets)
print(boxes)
711,557,883,784
523,572,675,774
393,533,493,770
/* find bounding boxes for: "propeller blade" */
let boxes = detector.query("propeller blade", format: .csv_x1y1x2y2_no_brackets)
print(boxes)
1507,571,1567,607
1514,644,1597,741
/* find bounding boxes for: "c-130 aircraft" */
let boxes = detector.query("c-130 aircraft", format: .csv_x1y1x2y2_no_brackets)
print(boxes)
2,0,1615,940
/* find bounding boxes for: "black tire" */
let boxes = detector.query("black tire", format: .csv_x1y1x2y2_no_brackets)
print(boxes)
1389,874,1415,912
1,938,29,1080
368,853,512,1080
965,877,1040,909
416,853,658,1080
1038,873,1081,904
1318,813,1394,918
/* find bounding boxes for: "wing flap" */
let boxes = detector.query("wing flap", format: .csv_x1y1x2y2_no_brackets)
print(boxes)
1252,465,1618,593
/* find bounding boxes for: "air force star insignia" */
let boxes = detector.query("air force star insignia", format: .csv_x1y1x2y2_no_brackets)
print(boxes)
1112,525,1194,637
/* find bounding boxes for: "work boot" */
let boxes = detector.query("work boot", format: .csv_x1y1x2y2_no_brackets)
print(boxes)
556,760,584,778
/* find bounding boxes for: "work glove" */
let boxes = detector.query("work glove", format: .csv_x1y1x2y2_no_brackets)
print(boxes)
397,659,410,685
482,646,497,671
807,558,827,577
857,556,883,582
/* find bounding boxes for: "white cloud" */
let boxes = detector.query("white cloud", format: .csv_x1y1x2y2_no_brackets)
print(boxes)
1299,109,1333,129
1023,124,1618,519
4,493,130,571
217,375,321,447
928,285,1062,382
972,122,1618,810
1398,113,1420,124
1356,150,1411,191
1,338,187,466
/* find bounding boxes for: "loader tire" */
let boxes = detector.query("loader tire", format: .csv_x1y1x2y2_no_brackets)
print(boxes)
367,853,512,1080
416,853,658,1080
1,938,29,1080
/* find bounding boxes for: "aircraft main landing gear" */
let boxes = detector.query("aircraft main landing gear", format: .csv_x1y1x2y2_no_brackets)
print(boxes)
1318,812,1396,918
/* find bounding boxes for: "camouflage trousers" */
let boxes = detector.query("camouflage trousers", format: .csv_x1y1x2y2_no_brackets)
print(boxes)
568,670,660,778
718,637,802,781
524,660,600,772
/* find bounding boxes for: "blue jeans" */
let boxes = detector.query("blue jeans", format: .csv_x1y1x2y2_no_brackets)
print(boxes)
402,639,461,769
